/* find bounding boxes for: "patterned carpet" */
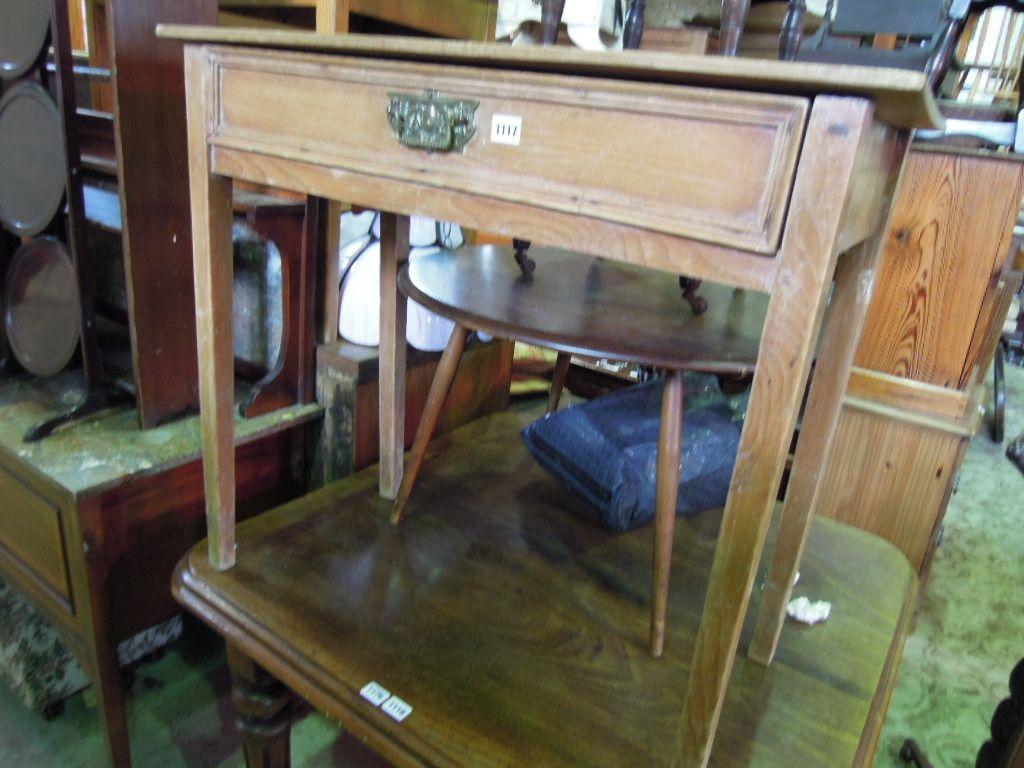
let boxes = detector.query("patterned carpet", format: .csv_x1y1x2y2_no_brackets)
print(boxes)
875,360,1024,767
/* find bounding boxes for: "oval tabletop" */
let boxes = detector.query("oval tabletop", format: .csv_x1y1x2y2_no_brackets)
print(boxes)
0,82,66,238
0,0,51,81
4,237,81,378
400,246,767,373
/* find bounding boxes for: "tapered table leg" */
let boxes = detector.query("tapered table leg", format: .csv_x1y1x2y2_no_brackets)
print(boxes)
547,352,572,414
749,180,900,665
393,324,469,522
186,46,237,571
650,370,684,657
675,99,905,768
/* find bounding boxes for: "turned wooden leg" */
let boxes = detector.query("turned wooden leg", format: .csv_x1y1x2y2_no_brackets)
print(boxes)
547,352,572,414
392,324,469,523
720,0,751,57
623,0,648,50
227,644,293,768
540,0,567,45
651,370,684,657
779,0,807,60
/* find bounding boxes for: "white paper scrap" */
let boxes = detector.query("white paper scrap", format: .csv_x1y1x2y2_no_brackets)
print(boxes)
786,596,832,626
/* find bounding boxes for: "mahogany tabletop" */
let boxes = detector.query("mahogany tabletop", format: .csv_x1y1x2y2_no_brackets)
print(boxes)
400,246,766,373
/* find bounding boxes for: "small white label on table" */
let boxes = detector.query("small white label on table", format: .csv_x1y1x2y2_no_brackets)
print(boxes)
382,695,413,722
360,681,391,706
491,114,523,146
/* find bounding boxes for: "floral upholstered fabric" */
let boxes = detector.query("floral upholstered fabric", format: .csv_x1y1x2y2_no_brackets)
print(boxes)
0,578,182,713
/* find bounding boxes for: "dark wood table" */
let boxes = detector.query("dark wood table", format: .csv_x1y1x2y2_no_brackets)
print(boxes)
393,246,766,657
175,409,916,768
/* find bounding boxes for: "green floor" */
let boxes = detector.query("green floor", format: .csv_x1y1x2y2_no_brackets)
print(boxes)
1,365,1021,767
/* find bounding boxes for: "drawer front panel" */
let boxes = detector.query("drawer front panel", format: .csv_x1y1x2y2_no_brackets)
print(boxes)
208,49,808,254
0,464,71,604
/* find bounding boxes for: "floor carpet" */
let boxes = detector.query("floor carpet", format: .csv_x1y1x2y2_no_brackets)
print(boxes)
1,365,1021,767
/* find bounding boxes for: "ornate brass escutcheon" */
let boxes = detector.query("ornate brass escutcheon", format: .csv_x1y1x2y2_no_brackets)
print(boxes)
387,90,479,152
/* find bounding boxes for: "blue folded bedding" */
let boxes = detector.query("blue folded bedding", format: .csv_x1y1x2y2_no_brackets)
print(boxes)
521,375,747,532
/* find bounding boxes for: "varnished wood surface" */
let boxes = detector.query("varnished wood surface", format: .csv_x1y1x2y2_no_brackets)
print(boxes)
107,0,219,427
156,25,942,129
400,247,765,372
175,409,916,768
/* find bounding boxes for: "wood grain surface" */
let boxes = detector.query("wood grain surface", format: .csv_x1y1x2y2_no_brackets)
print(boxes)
207,47,807,254
855,150,1024,388
174,409,916,768
399,247,766,372
156,25,941,128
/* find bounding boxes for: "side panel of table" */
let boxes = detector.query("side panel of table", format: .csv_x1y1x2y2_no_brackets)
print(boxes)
817,147,1024,572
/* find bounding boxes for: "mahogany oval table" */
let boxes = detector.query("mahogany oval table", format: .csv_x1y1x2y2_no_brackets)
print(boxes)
395,245,768,657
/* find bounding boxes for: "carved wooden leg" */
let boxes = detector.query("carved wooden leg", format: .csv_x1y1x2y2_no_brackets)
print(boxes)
720,0,751,57
393,324,469,523
650,370,684,658
185,46,237,570
227,644,293,768
779,0,807,60
379,213,411,500
540,0,567,45
547,352,572,414
512,238,535,275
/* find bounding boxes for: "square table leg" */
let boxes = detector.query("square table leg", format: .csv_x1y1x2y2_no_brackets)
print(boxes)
186,45,237,571
675,96,905,768
379,212,411,499
748,201,903,665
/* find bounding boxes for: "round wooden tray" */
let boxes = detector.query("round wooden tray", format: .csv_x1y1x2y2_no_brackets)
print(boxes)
400,245,766,373
0,0,51,81
4,237,81,377
0,81,66,237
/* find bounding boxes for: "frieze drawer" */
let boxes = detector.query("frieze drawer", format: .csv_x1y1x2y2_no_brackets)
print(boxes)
202,46,808,255
0,463,72,609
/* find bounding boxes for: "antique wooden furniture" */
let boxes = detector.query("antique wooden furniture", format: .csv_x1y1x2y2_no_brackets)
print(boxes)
315,336,513,484
218,0,500,39
393,248,764,656
0,372,319,767
165,24,937,765
175,408,918,768
0,0,114,441
797,144,1024,574
77,0,217,427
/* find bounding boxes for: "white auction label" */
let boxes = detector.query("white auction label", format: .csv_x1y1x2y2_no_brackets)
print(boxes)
359,681,391,707
491,114,523,146
382,695,413,722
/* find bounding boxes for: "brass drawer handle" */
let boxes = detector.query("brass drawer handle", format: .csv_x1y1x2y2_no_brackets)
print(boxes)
387,90,478,152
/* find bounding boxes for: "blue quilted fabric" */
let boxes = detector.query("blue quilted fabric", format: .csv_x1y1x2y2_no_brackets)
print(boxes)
521,375,747,532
